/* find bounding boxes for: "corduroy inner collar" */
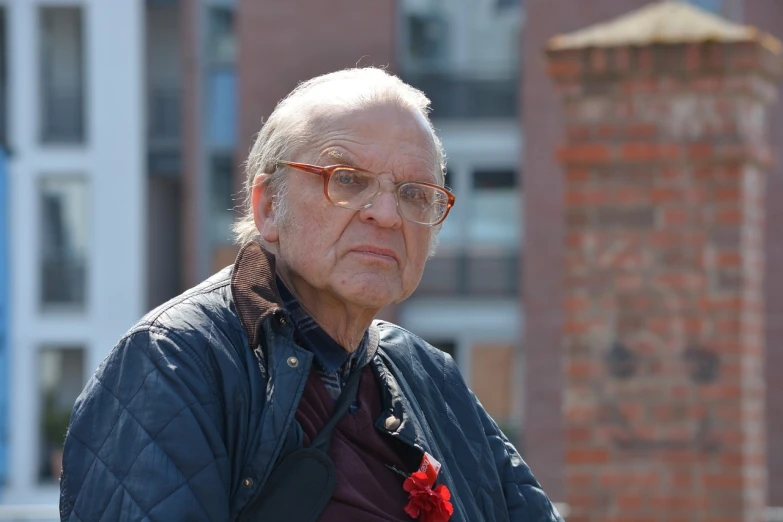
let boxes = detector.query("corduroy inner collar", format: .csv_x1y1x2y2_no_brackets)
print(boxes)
230,240,285,349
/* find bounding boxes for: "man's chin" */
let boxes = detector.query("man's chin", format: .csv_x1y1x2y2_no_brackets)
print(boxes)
335,282,400,310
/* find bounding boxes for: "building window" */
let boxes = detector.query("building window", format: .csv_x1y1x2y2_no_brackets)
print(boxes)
207,69,236,149
400,0,519,119
40,177,89,308
406,14,447,62
468,169,520,246
39,347,84,482
206,7,236,149
40,7,85,144
207,7,235,65
209,154,234,244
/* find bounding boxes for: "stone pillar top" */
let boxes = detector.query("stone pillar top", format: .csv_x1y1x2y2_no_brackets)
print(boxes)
548,0,781,54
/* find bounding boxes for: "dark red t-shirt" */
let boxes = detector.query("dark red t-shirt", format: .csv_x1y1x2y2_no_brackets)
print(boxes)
295,366,420,521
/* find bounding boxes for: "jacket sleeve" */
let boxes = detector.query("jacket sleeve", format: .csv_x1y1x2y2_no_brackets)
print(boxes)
472,392,565,522
60,326,232,522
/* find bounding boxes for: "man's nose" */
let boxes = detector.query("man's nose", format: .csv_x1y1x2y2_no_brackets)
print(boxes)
359,189,402,228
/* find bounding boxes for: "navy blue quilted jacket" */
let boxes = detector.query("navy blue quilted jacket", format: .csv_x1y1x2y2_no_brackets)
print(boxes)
60,243,563,522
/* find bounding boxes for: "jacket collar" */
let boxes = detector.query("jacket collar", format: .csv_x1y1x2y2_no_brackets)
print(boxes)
230,240,285,349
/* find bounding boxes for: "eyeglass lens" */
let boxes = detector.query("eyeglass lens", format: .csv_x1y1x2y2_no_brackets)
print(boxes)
328,168,449,225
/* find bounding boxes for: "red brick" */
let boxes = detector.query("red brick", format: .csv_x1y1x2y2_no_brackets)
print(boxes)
548,57,583,78
566,448,610,465
715,207,743,226
589,48,608,74
688,142,713,160
613,46,631,71
616,493,643,511
703,473,744,489
661,207,688,227
627,123,658,138
649,495,709,510
714,186,741,202
557,144,612,164
716,251,741,267
566,360,598,380
684,43,702,71
566,427,593,444
620,143,680,162
637,46,653,71
650,187,681,204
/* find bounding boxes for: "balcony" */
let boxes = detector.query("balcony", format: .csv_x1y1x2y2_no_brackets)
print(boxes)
41,91,84,143
41,257,86,306
148,88,181,176
403,71,518,120
417,248,520,296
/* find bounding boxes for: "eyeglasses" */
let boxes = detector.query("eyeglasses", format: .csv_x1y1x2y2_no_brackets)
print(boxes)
276,161,455,226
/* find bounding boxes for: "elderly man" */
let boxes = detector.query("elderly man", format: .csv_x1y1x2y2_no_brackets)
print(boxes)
60,68,562,522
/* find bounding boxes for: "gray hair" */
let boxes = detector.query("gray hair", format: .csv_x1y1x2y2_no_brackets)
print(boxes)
232,67,447,253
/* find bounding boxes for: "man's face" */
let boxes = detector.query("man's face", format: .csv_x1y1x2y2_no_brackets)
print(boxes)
255,103,439,311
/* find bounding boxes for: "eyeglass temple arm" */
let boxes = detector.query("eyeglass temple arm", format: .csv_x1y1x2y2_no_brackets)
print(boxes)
277,161,328,177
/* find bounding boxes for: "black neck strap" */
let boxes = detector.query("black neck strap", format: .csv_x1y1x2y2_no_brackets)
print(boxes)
310,363,364,452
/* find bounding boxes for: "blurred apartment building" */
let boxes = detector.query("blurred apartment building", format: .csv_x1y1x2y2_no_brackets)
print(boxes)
0,0,527,509
0,0,144,507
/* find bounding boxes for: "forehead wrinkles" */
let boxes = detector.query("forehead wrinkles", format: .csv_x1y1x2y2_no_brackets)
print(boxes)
302,103,440,178
320,144,438,184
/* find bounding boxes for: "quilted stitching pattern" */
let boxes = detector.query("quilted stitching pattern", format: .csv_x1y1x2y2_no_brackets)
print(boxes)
376,321,564,522
62,277,238,522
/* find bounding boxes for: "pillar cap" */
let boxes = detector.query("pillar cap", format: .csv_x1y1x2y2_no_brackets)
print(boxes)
548,0,781,55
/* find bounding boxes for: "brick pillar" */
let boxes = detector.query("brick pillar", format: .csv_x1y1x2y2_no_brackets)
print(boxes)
547,4,782,521
522,0,652,501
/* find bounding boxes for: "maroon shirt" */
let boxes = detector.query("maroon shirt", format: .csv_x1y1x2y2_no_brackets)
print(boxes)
296,365,420,521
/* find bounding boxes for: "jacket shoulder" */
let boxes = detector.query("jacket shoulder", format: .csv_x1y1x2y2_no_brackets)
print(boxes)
138,266,236,333
374,320,465,389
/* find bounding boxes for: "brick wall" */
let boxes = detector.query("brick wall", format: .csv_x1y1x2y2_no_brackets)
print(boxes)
549,33,780,521
522,0,654,502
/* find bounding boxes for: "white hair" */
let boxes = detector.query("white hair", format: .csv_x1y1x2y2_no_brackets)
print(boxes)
232,67,446,255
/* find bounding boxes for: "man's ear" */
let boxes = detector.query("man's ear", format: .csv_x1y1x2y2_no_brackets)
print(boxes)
251,174,280,243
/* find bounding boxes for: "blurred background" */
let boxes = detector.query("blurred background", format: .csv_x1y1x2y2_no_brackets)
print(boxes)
0,0,781,520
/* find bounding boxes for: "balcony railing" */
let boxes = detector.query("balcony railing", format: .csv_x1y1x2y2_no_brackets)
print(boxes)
402,72,518,120
41,257,86,306
41,91,83,143
148,88,180,143
417,248,520,296
148,88,181,175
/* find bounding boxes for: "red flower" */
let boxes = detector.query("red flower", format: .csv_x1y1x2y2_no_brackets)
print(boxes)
403,471,453,522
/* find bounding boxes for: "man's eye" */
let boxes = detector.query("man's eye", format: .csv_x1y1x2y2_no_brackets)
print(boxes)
401,186,427,201
334,172,359,185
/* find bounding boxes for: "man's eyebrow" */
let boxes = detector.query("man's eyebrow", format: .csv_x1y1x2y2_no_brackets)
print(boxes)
320,149,357,167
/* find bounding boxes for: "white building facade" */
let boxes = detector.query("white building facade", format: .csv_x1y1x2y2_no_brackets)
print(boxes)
4,0,144,507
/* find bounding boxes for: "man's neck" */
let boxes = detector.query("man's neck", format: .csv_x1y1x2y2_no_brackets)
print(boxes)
276,273,377,353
